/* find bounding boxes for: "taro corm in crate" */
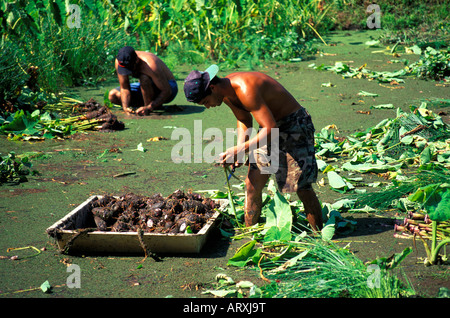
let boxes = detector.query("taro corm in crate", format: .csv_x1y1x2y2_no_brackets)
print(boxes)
88,190,219,234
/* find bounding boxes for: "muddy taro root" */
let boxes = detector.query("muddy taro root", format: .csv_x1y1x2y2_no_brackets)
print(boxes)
88,191,219,234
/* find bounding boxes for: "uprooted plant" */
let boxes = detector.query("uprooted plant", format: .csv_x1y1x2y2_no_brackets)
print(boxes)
0,98,124,141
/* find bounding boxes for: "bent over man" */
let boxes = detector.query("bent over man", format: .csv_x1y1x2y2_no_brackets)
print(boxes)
183,65,323,231
109,46,178,115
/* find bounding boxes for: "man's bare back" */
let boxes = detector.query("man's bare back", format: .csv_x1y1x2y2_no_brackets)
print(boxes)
126,51,175,83
224,72,301,122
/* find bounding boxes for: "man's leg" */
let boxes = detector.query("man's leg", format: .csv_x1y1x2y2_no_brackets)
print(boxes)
297,188,323,232
108,84,144,108
245,168,270,227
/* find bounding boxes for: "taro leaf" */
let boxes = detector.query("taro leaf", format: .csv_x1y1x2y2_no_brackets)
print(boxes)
227,240,260,267
0,110,27,133
236,281,254,289
369,247,412,270
425,188,450,222
408,184,450,222
40,280,52,293
321,223,335,241
263,224,291,243
331,198,357,211
327,171,347,190
203,289,237,297
263,180,292,233
357,90,378,97
321,209,356,240
365,40,380,47
419,146,432,165
371,104,394,109
438,287,450,298
327,171,354,193
342,161,403,173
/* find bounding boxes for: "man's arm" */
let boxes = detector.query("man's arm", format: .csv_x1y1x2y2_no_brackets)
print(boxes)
116,63,134,113
149,75,172,109
233,109,253,166
136,60,172,114
221,94,277,166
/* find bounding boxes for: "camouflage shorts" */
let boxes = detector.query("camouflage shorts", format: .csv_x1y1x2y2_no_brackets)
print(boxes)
248,107,318,192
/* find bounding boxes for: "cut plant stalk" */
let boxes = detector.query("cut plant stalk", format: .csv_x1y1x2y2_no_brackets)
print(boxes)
223,165,241,228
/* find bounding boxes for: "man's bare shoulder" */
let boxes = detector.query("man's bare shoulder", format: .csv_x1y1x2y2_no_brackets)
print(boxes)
136,51,159,66
227,72,276,96
227,72,275,88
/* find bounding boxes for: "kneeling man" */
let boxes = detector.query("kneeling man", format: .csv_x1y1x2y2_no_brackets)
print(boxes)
109,46,178,115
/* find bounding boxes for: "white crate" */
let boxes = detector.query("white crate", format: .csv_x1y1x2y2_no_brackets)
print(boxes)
46,195,225,254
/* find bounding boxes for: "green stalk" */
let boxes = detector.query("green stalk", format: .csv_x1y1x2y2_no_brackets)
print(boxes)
224,166,241,228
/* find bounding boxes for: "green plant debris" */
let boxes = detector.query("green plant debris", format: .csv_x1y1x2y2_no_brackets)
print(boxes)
315,104,449,199
309,46,449,82
0,151,41,185
40,280,52,293
406,47,450,81
0,99,124,141
309,61,407,83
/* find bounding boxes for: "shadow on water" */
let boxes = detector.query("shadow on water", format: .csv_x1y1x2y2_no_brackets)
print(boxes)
162,104,205,115
335,215,395,239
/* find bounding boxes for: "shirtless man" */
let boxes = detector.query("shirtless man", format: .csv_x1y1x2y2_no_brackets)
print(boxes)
183,65,323,231
108,46,178,115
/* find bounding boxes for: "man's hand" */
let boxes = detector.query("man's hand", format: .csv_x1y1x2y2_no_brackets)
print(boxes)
123,106,135,114
219,146,245,168
136,106,150,116
136,102,160,116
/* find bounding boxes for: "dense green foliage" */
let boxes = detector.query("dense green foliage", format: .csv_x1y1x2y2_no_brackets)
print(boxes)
0,0,448,113
0,0,333,100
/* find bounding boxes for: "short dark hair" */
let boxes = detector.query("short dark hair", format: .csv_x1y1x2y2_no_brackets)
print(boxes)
209,76,220,85
204,76,220,96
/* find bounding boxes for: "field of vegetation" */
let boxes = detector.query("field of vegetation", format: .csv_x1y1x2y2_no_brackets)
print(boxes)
0,0,449,301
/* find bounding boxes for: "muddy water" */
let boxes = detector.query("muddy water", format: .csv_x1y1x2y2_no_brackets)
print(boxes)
1,30,448,299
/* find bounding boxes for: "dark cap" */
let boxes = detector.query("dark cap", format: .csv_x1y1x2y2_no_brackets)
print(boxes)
116,46,137,75
184,65,219,103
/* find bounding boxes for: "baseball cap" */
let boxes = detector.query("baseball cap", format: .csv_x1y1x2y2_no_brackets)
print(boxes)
184,65,219,103
116,46,137,75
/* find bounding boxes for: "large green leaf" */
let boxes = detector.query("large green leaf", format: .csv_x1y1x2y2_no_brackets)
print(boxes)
227,240,260,267
426,189,450,222
263,224,291,243
327,171,354,193
263,180,292,233
408,184,450,222
342,161,403,173
369,247,412,270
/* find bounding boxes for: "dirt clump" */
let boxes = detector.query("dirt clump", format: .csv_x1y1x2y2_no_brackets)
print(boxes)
72,98,125,131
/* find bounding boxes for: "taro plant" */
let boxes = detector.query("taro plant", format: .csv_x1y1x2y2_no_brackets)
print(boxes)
0,151,39,185
408,183,450,265
406,47,450,81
